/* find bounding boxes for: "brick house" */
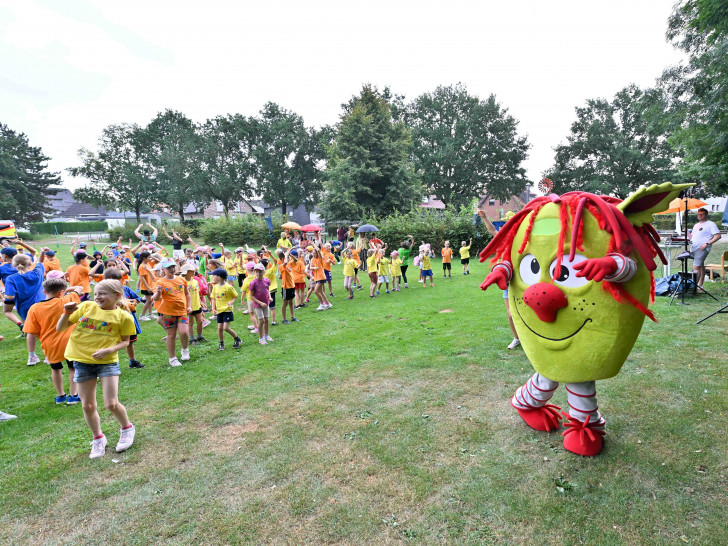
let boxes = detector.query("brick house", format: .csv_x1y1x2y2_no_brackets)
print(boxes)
476,189,536,220
183,200,260,220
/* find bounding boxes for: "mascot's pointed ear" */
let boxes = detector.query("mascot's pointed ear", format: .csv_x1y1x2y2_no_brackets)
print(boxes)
617,182,695,227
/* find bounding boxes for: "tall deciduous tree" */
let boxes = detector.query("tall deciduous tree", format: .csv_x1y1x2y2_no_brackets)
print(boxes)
544,85,678,199
196,115,255,218
251,103,325,216
69,123,157,223
662,0,728,195
145,110,206,222
321,85,422,222
0,123,60,225
405,83,530,208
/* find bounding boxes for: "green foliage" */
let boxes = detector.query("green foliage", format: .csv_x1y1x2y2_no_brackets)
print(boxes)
196,115,256,218
252,103,327,215
545,85,679,199
68,123,157,223
360,208,491,255
321,85,423,222
30,221,107,234
0,123,61,225
651,211,724,231
145,110,209,221
405,83,530,208
198,216,274,247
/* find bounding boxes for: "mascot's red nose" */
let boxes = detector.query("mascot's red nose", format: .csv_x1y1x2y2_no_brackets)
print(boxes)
523,283,568,323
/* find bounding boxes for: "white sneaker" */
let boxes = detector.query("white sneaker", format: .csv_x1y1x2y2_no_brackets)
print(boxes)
90,435,107,459
201,319,211,328
169,357,182,367
116,425,135,452
44,357,49,365
316,305,327,311
326,303,333,309
0,411,17,421
139,315,151,322
264,335,273,342
180,348,190,361
27,354,40,366
507,338,521,350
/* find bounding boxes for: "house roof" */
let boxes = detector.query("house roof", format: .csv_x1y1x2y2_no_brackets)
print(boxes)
62,202,108,217
421,196,446,210
46,188,77,215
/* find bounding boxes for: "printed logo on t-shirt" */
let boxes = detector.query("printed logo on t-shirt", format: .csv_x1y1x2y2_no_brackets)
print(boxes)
78,316,114,334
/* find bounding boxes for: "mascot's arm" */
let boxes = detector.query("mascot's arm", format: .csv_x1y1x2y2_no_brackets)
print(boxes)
573,253,636,283
481,261,512,291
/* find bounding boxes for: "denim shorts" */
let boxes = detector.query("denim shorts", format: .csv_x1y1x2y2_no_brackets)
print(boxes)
73,362,121,383
324,269,332,282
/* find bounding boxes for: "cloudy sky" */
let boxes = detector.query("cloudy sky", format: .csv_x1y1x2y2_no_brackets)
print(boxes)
1,0,684,191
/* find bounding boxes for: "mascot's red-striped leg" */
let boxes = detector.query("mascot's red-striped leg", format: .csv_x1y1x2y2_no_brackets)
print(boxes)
511,373,562,432
561,381,606,456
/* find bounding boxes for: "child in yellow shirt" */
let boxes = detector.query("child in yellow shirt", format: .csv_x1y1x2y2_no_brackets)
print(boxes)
209,268,241,350
342,249,357,299
390,251,403,291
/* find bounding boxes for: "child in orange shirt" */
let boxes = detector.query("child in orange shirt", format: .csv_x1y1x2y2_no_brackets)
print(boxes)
322,243,336,298
66,252,92,300
39,248,62,276
441,241,453,279
136,251,156,320
151,259,191,367
309,247,331,311
276,248,297,324
23,275,84,404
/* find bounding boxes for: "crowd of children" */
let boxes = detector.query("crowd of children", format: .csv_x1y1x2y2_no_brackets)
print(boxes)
0,230,478,458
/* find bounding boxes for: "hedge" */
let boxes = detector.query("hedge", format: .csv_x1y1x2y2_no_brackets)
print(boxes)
30,221,108,234
107,220,204,244
651,211,724,232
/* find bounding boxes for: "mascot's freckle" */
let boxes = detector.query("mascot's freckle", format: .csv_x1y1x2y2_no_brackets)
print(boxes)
479,182,692,456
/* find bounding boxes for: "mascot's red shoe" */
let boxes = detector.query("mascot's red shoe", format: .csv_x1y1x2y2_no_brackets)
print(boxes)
511,400,562,432
561,413,605,456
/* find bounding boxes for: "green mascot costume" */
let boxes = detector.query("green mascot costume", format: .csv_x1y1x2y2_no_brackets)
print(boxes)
479,183,692,456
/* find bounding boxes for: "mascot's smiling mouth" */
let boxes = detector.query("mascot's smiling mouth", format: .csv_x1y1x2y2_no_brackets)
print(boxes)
514,303,593,341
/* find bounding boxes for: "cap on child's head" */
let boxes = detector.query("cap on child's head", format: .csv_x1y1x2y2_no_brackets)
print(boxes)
210,268,227,279
161,259,176,269
245,261,255,270
254,263,265,271
260,259,269,268
78,242,88,248
235,247,244,253
111,243,118,248
307,245,314,251
93,251,102,257
46,270,65,279
1,247,17,257
392,250,399,257
45,250,55,257
290,249,299,257
180,264,196,274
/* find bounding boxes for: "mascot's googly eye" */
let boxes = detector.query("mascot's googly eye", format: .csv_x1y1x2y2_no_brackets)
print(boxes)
518,254,541,285
549,254,589,288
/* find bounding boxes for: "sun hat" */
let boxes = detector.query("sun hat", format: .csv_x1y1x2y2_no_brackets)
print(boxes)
245,261,255,270
180,264,197,274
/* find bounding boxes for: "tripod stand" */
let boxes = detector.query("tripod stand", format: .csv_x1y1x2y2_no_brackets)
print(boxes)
696,301,728,324
668,190,718,305
669,253,719,305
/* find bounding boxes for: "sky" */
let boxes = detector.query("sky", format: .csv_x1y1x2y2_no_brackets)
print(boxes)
0,0,685,192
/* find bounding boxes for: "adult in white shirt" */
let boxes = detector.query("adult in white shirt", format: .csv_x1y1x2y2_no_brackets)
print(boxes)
690,208,721,287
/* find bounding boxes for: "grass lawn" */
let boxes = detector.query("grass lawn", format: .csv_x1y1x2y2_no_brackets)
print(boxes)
1,243,726,544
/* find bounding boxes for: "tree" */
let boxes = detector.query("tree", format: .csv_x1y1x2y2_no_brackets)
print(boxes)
69,123,156,224
145,110,207,222
662,1,728,195
251,103,325,216
0,123,60,225
544,85,679,199
405,83,530,208
196,115,256,218
321,85,423,222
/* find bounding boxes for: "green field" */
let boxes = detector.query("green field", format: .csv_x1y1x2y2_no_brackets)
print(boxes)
1,243,726,544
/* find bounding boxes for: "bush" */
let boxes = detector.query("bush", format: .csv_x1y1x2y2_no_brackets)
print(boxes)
359,208,492,256
651,211,724,232
107,219,205,245
198,216,274,247
30,221,107,234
